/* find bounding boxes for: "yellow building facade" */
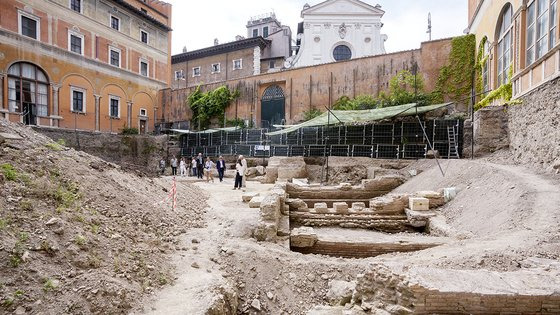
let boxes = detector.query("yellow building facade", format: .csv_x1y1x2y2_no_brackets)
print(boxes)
468,0,560,98
0,0,172,133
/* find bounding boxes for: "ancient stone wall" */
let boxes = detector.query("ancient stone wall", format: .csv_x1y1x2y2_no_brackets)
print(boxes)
34,127,168,175
509,77,560,172
468,105,509,156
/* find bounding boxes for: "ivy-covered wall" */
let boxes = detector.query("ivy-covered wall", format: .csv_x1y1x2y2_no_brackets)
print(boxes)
432,34,476,109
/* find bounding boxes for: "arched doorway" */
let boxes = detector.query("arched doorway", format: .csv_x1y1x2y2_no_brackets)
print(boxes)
261,85,285,129
7,62,49,125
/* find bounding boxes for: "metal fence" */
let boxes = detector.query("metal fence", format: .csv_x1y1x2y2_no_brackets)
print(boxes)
180,119,463,159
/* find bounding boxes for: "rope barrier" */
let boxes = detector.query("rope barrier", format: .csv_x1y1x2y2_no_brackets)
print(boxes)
153,176,177,210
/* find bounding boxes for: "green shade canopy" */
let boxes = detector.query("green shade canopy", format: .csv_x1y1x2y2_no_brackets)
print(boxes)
172,126,241,134
266,103,452,136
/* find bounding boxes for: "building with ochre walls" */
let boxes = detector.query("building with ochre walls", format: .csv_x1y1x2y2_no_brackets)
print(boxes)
468,0,559,98
0,0,172,134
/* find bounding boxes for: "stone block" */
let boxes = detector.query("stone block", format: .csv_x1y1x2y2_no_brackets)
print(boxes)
362,175,405,192
313,202,329,214
260,195,281,222
245,167,258,178
277,167,307,181
414,191,445,208
370,194,409,214
333,202,349,214
426,150,440,159
263,167,278,184
351,202,366,212
292,178,309,186
281,204,290,215
242,192,259,203
256,165,265,176
277,215,290,237
409,197,429,211
286,198,309,212
290,227,317,248
405,208,437,227
326,280,356,306
249,196,264,208
443,187,458,202
253,222,277,242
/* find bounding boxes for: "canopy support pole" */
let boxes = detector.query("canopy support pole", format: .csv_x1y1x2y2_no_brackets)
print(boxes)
415,115,445,177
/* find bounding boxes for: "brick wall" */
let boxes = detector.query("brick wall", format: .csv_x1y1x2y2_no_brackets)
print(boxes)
162,38,455,127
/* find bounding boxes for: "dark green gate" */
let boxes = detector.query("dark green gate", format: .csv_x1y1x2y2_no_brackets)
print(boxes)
261,85,285,129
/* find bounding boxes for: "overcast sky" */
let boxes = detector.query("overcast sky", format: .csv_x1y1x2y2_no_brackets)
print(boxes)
166,0,467,55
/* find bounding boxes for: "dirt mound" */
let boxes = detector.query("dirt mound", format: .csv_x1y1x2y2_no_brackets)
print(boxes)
0,120,207,314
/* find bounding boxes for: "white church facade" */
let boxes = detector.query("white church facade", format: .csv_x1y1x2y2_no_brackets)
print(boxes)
288,0,388,68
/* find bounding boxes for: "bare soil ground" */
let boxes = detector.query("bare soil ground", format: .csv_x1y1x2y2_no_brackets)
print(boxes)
3,120,560,314
0,121,207,314
140,157,560,314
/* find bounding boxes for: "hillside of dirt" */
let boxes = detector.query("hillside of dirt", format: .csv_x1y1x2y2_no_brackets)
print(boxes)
0,120,207,314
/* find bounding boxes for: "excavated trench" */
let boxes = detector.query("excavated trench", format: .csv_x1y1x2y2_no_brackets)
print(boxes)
280,175,451,258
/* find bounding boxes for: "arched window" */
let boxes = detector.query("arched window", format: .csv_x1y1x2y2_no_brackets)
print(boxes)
7,62,49,124
526,0,558,66
333,45,352,61
497,4,513,86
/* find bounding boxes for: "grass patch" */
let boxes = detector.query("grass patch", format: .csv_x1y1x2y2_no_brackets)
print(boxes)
43,278,57,292
19,232,29,242
9,255,22,268
74,234,87,246
0,218,8,230
45,142,63,151
19,199,34,211
56,139,66,146
53,182,81,209
0,163,17,181
1,297,14,307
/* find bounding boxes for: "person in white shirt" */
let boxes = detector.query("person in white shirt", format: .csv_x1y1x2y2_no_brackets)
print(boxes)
234,158,245,189
191,157,197,177
204,157,215,183
239,155,248,188
179,157,187,176
170,156,178,176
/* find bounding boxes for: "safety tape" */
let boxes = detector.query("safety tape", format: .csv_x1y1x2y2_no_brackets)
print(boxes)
153,177,177,210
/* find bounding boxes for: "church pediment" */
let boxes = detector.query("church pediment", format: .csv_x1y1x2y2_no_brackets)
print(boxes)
302,0,385,17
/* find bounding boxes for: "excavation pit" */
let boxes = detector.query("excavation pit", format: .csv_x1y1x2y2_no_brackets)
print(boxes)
279,176,449,258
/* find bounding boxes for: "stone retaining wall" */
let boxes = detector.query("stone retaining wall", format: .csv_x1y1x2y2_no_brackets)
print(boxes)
509,77,560,171
34,127,168,175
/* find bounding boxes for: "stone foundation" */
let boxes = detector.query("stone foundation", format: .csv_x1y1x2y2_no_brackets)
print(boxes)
469,105,509,156
509,77,560,171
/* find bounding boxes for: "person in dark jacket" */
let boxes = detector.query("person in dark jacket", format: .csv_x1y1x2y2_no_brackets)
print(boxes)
216,156,226,182
196,153,204,179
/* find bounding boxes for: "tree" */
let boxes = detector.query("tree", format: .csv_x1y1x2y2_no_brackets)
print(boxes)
187,85,239,130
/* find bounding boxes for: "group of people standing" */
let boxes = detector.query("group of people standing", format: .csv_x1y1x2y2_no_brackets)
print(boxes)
159,154,247,189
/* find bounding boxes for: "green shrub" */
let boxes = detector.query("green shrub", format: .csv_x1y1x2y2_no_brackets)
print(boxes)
43,278,57,292
121,127,139,135
302,109,322,121
45,142,63,151
225,118,246,128
0,164,17,181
